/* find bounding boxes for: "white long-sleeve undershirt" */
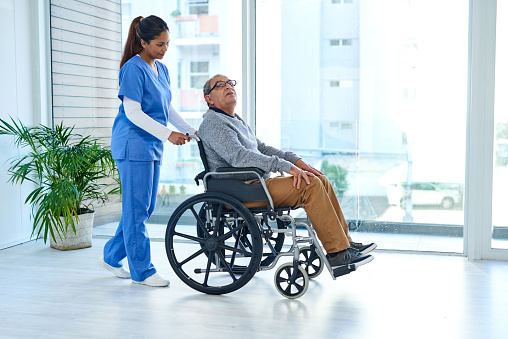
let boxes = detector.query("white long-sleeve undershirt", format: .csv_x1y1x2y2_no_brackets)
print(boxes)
123,96,197,142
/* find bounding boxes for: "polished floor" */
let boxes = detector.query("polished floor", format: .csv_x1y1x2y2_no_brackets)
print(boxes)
1,236,507,339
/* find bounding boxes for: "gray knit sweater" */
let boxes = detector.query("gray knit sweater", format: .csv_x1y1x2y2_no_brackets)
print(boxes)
198,108,300,179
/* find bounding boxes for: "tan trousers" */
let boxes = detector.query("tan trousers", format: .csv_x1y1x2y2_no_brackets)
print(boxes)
245,175,352,253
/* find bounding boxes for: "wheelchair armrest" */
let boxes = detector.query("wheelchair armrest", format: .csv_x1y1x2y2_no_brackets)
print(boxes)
216,167,265,177
194,170,206,186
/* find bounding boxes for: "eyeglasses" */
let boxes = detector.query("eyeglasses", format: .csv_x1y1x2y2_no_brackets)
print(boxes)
206,80,237,95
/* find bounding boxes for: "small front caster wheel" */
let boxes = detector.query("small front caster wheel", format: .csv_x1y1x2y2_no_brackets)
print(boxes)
274,262,309,299
299,246,324,279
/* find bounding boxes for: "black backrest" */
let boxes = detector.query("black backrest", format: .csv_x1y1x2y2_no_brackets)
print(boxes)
194,138,269,203
196,139,210,173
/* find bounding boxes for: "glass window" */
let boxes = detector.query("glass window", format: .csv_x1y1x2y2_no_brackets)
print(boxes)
330,39,353,46
492,0,508,249
256,0,468,253
189,61,210,89
113,0,242,230
188,0,209,15
330,80,353,87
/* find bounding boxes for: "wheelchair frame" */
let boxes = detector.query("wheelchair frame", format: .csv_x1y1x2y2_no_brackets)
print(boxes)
164,135,356,299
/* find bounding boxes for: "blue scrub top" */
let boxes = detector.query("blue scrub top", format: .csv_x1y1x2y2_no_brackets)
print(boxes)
111,55,172,161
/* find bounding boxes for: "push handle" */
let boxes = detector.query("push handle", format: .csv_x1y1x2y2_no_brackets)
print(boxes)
187,133,210,173
186,133,200,142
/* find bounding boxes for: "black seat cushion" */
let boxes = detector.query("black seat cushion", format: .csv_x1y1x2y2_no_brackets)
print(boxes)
207,178,269,202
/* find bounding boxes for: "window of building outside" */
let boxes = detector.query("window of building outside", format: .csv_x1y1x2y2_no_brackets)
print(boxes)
190,61,210,89
256,0,469,252
119,0,243,226
492,0,508,250
188,0,209,15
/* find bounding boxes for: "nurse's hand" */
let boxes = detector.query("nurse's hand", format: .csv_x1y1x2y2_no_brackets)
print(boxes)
168,131,190,145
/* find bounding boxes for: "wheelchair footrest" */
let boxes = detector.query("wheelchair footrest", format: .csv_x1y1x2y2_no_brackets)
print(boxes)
332,264,356,278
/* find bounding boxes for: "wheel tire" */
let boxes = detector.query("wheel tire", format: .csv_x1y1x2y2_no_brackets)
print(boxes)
274,262,309,299
166,193,263,295
299,246,324,279
441,197,454,209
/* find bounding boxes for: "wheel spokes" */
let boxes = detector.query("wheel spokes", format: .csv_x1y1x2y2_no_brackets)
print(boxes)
213,203,224,237
167,194,263,295
293,281,304,293
217,221,248,243
219,243,253,256
178,247,207,267
214,249,238,281
301,251,310,261
173,231,206,244
309,263,319,272
203,249,214,287
192,206,210,238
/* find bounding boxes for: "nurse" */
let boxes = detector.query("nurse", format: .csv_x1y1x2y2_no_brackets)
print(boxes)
98,15,196,287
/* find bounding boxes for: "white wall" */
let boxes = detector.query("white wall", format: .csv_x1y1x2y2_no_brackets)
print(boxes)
50,0,121,143
0,0,51,249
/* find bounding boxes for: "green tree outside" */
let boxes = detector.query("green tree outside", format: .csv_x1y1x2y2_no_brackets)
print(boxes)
321,160,348,198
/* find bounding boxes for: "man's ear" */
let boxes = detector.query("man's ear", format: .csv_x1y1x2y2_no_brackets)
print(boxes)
204,95,213,106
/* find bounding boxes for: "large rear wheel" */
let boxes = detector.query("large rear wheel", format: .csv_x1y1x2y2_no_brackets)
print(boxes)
166,193,263,295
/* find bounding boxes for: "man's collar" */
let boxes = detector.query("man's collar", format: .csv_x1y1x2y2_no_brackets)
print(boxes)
210,107,235,118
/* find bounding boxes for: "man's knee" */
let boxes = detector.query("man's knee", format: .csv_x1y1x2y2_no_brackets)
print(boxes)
306,176,325,191
317,174,330,185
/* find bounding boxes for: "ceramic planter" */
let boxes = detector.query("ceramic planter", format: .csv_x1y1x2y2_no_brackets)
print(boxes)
50,211,95,251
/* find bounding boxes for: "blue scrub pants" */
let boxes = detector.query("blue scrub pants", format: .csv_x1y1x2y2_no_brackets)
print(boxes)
103,157,161,282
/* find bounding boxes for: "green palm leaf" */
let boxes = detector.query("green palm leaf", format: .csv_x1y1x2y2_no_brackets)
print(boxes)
0,117,121,243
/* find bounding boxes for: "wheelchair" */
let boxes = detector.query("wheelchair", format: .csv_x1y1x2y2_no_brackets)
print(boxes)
164,135,357,299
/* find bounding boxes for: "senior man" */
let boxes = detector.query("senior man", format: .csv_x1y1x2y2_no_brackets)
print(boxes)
197,74,376,268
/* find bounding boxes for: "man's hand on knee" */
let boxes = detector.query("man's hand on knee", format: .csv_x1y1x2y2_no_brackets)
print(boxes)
289,165,312,189
295,159,324,176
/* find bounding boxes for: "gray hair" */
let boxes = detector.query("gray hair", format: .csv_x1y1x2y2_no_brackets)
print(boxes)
203,74,226,106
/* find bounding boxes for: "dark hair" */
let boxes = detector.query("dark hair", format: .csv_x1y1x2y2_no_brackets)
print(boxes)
120,15,169,68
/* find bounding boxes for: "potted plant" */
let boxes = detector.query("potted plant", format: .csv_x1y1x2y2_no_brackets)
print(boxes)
0,117,120,250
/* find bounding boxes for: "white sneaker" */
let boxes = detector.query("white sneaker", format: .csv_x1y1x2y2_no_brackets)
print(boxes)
98,256,131,279
132,273,170,287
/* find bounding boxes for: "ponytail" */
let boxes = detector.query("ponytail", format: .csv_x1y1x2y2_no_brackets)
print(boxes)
120,16,143,68
120,15,169,69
